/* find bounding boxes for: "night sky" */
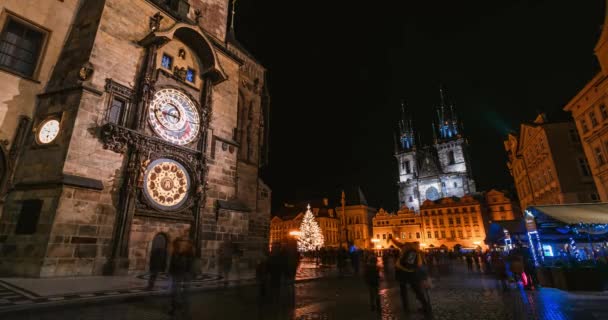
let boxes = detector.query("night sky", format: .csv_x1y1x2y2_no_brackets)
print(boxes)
233,1,605,212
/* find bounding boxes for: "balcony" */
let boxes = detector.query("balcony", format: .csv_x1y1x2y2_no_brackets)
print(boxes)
148,0,191,21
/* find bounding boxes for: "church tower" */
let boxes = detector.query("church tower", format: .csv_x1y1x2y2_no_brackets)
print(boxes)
396,103,420,210
433,88,476,197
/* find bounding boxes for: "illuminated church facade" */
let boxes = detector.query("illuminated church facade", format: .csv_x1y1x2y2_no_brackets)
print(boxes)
396,89,476,212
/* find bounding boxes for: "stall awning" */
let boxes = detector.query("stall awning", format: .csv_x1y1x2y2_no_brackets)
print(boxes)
527,203,608,225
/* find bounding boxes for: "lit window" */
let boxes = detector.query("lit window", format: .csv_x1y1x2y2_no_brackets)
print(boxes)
590,111,599,127
0,16,46,78
441,231,446,238
416,232,420,239
581,119,589,133
595,147,606,165
427,231,432,239
434,231,439,239
601,104,608,120
186,68,196,83
161,54,173,69
458,230,463,238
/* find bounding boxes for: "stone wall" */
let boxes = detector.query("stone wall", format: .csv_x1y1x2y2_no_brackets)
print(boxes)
127,217,190,272
190,0,229,41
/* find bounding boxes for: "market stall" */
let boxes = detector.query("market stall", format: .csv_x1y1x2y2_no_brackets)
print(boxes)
525,204,608,291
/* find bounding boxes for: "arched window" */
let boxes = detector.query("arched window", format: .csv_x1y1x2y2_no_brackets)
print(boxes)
408,196,413,202
448,150,456,165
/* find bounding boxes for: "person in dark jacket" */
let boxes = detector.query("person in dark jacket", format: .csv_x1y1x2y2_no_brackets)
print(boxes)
364,255,381,311
168,238,194,317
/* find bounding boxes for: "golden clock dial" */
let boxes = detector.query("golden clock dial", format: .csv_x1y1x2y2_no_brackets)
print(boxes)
148,88,200,145
143,159,190,210
37,119,60,144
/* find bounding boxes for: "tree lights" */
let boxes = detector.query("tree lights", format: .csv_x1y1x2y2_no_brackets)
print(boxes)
297,204,325,252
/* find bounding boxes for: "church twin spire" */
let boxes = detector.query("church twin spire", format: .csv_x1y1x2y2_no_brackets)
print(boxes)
397,86,463,153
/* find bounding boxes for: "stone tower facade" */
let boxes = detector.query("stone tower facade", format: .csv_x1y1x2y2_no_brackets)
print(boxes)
396,90,476,212
0,0,271,277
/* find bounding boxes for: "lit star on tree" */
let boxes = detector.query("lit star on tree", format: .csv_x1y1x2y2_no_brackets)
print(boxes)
297,204,325,252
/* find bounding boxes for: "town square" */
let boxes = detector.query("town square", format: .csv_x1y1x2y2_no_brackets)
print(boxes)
0,1,608,319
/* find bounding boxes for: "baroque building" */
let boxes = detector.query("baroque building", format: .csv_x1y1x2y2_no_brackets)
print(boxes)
269,188,376,249
504,114,597,210
564,3,608,202
0,0,270,277
396,90,476,212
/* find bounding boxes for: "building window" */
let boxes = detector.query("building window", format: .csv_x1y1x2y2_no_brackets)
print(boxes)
427,231,432,239
439,219,444,226
458,230,463,238
448,150,456,165
601,104,608,120
186,68,196,83
499,206,505,211
467,230,472,238
464,217,469,224
0,16,47,78
463,207,468,213
434,231,439,239
448,218,453,225
453,182,458,188
450,230,456,238
581,119,589,133
595,147,606,165
470,207,476,212
455,217,461,225
15,199,43,234
590,111,599,127
405,160,411,174
161,53,173,69
382,234,386,239
441,231,446,238
416,232,420,239
105,79,134,126
376,234,379,239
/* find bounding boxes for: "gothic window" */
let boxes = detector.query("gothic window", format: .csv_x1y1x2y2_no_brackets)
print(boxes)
601,104,608,120
186,68,196,83
105,79,133,127
405,161,411,174
15,199,43,234
0,15,47,78
161,53,173,69
408,196,413,202
453,182,457,188
448,150,456,165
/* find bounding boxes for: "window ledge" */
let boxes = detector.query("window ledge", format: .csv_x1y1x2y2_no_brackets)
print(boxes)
0,66,41,84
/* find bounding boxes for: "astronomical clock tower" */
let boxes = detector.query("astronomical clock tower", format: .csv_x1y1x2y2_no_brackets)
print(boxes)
0,0,270,277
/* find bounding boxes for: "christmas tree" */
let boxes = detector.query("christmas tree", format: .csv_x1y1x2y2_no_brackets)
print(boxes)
298,204,325,252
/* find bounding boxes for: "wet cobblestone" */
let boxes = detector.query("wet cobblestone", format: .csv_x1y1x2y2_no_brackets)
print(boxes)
3,264,608,320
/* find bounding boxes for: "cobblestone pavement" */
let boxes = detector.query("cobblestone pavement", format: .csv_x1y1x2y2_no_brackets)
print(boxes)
3,263,608,320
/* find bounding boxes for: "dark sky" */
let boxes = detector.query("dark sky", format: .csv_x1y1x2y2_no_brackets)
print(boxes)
233,0,605,212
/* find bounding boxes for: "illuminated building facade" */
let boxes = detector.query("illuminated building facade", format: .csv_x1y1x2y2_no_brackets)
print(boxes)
564,5,608,202
396,90,476,212
504,114,598,210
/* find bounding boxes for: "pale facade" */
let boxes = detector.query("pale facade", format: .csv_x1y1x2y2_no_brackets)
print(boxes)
396,94,476,212
0,0,271,277
485,189,520,222
504,115,598,210
372,208,422,249
269,201,340,248
564,6,608,202
372,196,488,251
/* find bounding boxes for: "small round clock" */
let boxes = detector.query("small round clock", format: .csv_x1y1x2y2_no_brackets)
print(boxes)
148,88,200,145
36,118,60,145
143,158,190,210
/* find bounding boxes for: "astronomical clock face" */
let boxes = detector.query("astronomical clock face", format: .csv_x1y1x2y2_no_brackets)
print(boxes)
143,159,190,210
148,88,200,145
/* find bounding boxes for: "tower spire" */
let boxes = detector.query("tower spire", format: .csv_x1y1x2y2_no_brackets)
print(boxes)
398,100,415,151
435,84,461,141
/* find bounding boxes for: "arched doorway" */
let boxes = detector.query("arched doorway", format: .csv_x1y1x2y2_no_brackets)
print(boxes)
149,234,168,273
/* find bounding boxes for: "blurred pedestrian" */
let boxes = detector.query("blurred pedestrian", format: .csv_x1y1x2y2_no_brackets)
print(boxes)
395,242,431,315
283,238,300,305
337,247,348,278
147,246,167,290
364,255,381,312
168,238,195,317
491,252,509,291
219,240,234,288
465,254,473,272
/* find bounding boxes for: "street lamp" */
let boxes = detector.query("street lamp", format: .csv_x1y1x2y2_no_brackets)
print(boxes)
289,230,302,237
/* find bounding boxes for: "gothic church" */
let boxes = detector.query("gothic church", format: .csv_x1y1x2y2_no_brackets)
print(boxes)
396,89,476,212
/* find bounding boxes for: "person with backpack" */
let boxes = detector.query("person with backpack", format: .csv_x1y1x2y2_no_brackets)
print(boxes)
394,241,431,315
